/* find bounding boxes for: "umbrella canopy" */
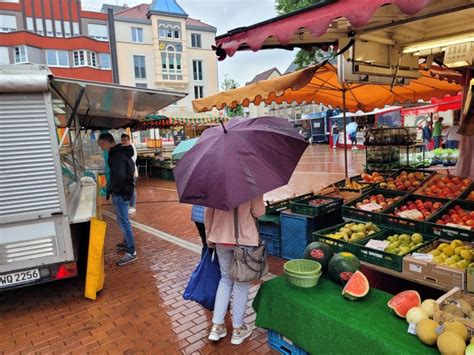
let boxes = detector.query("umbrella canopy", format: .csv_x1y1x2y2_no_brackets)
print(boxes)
173,116,308,211
172,138,199,160
193,64,461,113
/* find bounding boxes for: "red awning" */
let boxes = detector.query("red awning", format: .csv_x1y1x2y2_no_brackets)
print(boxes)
401,93,462,116
214,0,431,60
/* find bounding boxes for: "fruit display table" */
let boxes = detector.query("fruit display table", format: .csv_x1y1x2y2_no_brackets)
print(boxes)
253,276,438,355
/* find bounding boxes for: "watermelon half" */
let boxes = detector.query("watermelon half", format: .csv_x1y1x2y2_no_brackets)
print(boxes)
342,270,370,300
387,290,421,318
328,252,361,285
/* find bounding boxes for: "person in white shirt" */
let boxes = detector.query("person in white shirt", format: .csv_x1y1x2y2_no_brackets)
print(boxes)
121,134,138,213
445,121,461,149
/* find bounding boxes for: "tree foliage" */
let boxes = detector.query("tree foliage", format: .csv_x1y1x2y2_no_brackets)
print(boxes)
275,0,331,69
220,76,244,117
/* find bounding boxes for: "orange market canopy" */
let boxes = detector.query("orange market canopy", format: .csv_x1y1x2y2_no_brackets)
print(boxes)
193,64,462,113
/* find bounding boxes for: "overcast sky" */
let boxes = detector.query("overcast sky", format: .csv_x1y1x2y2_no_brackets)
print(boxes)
80,0,296,86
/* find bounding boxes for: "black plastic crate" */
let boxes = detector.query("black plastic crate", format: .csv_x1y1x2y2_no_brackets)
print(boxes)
342,188,407,223
290,195,343,217
264,192,314,215
426,199,474,242
414,174,473,200
380,194,449,233
333,175,374,193
353,228,436,272
312,219,387,254
376,168,435,192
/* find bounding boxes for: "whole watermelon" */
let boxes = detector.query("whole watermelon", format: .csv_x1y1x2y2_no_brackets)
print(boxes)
328,252,361,285
303,242,333,272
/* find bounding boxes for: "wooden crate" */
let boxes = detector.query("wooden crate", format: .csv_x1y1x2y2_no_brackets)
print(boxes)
433,287,474,336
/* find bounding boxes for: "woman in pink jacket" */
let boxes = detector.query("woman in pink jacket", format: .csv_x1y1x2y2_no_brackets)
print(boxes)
205,195,265,345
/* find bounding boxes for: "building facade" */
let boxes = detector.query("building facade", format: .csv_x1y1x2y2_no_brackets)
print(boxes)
111,0,219,110
0,0,113,82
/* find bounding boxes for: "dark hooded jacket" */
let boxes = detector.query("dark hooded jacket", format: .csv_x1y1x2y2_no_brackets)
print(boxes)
107,144,135,201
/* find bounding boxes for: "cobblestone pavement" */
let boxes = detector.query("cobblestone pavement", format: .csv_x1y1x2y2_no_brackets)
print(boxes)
0,145,363,354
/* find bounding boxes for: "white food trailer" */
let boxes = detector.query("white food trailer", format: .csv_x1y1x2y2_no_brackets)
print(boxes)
0,64,186,290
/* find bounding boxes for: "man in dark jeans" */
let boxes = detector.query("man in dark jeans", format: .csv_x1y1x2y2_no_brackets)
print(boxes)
98,133,137,266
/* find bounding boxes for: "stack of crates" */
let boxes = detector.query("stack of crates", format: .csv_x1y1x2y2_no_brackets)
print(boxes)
280,195,343,260
267,330,308,355
258,214,281,257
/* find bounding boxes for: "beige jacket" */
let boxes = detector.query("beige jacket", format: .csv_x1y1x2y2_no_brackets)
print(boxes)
205,195,265,246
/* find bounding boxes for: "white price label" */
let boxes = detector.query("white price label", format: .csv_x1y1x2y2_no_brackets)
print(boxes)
365,239,389,251
397,209,424,220
411,253,433,262
407,323,417,335
446,223,473,230
409,264,422,273
359,202,382,212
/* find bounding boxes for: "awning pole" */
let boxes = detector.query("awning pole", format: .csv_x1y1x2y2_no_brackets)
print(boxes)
342,86,348,178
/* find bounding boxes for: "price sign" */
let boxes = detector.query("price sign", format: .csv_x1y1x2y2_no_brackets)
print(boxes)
397,209,423,220
359,202,382,212
411,253,433,262
446,223,473,230
365,240,389,251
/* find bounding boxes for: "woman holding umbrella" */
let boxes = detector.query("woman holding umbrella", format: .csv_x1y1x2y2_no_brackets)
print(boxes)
206,195,265,345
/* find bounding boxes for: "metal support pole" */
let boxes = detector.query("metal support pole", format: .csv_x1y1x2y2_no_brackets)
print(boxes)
342,87,349,178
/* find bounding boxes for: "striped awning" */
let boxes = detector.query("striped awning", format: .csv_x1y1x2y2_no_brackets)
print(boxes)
158,107,228,125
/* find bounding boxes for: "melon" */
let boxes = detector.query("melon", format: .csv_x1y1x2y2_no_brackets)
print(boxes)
328,252,360,285
342,270,370,300
303,242,334,272
387,290,421,318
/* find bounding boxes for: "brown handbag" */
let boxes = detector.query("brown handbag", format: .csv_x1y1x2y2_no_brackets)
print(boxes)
229,207,269,282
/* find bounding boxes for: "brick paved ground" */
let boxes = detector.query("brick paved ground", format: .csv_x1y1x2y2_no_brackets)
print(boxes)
0,145,362,354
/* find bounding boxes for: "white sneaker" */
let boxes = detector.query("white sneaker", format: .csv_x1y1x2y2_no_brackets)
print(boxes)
231,324,252,345
208,324,227,342
333,146,336,149
128,207,136,214
352,146,359,150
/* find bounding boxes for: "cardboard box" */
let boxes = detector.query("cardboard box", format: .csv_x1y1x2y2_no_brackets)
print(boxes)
433,287,474,336
402,240,468,290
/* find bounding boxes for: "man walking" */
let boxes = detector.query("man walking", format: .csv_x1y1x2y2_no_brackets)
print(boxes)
98,133,138,266
121,133,138,214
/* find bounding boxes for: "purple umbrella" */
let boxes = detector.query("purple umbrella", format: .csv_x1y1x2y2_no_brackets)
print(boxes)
173,116,308,211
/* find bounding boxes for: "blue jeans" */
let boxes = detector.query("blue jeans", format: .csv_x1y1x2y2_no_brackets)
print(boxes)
447,140,459,149
433,136,441,149
112,194,135,254
333,134,339,147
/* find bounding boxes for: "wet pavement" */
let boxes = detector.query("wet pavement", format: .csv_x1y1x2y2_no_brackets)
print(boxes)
0,145,363,354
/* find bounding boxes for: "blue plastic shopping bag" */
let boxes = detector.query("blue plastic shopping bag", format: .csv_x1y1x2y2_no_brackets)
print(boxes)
183,248,221,311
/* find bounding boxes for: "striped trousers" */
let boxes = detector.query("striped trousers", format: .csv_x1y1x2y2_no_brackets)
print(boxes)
212,244,252,328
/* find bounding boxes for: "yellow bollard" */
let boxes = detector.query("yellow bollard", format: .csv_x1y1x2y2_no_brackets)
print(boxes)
84,218,107,300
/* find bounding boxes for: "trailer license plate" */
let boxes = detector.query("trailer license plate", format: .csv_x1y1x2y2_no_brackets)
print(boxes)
0,269,40,288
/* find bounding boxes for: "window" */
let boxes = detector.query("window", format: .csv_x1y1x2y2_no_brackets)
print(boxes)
136,83,147,88
35,18,43,35
46,50,69,67
73,50,98,67
88,24,108,41
64,21,71,37
192,60,203,81
99,53,111,69
161,45,181,77
54,20,62,37
173,26,180,39
0,15,17,32
133,55,146,78
131,27,143,43
166,25,173,38
26,17,34,31
0,47,10,64
72,22,80,36
14,46,28,63
194,86,204,99
191,33,201,48
45,19,53,36
158,25,166,38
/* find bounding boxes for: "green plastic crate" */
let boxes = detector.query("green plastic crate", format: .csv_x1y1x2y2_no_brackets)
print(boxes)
312,219,387,254
352,228,437,272
342,188,407,223
290,195,343,217
426,199,474,242
333,175,374,193
380,194,449,233
264,192,314,215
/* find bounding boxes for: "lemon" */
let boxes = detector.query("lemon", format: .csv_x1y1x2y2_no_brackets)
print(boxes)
438,243,449,250
461,249,473,262
443,246,455,257
450,240,464,249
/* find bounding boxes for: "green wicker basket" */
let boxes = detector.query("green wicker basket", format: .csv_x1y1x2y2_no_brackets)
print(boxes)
283,259,322,288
